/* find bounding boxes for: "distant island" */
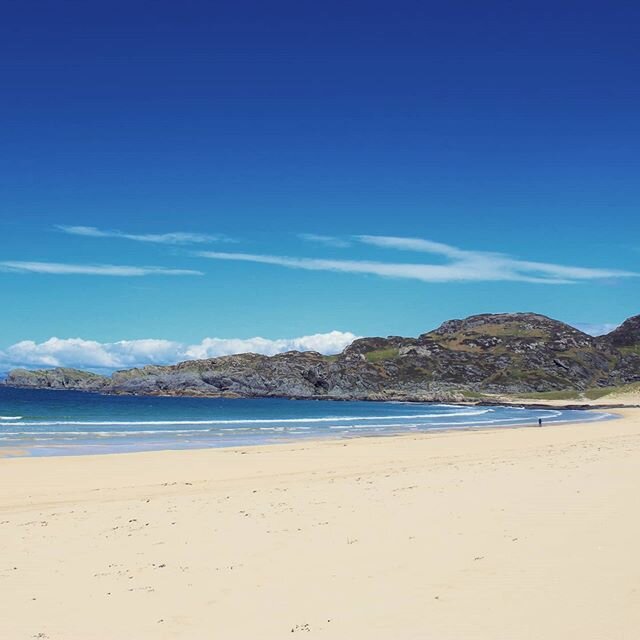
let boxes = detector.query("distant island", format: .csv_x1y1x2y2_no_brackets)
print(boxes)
4,313,640,402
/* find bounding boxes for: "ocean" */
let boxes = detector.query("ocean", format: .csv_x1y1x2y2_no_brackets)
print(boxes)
0,387,611,457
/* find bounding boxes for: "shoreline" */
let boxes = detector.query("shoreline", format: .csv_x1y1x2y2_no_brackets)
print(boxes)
1,408,639,638
0,403,615,460
0,411,617,460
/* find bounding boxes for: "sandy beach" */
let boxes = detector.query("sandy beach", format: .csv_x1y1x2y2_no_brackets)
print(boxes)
1,407,639,639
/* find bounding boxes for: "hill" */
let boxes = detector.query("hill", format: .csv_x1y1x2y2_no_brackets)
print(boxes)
4,313,640,401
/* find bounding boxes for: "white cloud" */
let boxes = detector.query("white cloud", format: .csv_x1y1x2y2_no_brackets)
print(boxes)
357,235,636,282
299,233,352,248
0,261,203,276
58,225,230,245
185,331,358,359
357,235,471,259
0,331,358,372
197,236,638,285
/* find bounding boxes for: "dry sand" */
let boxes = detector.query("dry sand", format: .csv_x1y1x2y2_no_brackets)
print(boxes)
1,408,639,639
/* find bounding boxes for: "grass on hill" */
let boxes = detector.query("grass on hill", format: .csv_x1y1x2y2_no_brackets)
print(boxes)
458,390,491,399
466,323,547,339
364,348,400,363
583,382,640,399
516,382,640,402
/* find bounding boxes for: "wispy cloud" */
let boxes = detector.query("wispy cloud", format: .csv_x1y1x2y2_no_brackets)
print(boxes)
0,331,358,372
299,233,352,248
358,235,636,282
357,235,471,259
0,261,202,276
197,250,501,282
58,225,230,245
197,236,638,285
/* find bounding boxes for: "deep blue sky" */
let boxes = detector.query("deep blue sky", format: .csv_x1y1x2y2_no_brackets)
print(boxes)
1,1,639,364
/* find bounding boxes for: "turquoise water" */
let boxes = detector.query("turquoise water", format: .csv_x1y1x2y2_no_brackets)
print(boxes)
0,387,611,457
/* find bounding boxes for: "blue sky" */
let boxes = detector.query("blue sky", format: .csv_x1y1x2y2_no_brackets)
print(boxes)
1,1,638,370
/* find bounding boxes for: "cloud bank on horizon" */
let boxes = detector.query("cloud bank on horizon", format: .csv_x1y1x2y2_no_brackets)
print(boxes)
0,331,359,373
200,235,638,285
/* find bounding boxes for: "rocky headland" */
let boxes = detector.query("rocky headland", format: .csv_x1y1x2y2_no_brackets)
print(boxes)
4,313,640,401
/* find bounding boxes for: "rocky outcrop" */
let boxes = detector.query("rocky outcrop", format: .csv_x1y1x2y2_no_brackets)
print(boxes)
597,315,640,349
4,367,108,391
596,314,640,384
4,313,640,399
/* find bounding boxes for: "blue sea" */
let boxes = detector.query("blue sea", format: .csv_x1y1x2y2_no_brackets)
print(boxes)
0,387,612,457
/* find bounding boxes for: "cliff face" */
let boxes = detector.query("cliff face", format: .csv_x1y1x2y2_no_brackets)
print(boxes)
4,313,640,400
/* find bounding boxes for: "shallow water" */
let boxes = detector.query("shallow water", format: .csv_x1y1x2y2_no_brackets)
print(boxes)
0,387,612,457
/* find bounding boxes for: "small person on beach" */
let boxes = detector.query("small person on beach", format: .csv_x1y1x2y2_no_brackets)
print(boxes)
538,418,542,427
